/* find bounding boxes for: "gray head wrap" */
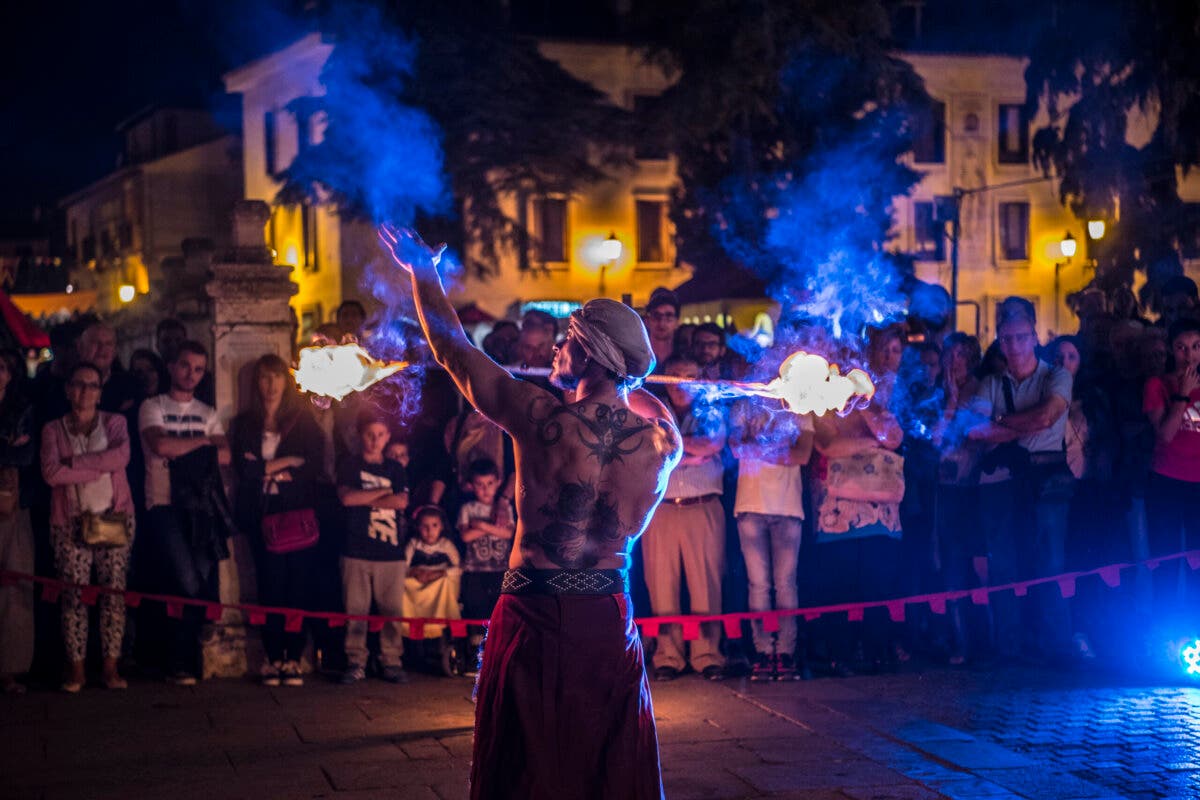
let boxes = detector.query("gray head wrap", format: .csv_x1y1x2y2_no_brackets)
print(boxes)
567,299,656,388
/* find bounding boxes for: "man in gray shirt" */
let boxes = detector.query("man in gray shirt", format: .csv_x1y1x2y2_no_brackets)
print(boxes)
968,297,1075,661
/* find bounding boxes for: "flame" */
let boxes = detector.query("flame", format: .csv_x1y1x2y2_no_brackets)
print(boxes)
292,344,408,401
736,350,874,416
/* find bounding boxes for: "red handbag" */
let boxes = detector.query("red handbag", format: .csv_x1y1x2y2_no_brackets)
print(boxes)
261,507,319,554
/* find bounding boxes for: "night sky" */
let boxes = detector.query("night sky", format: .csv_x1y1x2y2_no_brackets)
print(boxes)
0,0,1037,232
0,0,306,228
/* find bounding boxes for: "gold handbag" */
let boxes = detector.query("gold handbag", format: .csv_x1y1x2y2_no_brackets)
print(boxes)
70,456,132,548
79,509,133,548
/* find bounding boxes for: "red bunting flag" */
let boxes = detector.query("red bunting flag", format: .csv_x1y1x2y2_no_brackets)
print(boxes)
847,607,864,622
640,621,661,638
124,592,142,608
1013,583,1029,597
368,618,385,633
722,618,742,639
284,612,304,633
928,597,947,615
763,614,780,633
205,603,223,622
80,586,100,606
247,610,267,626
1187,552,1200,570
408,620,425,640
1056,577,1076,599
41,583,61,603
681,619,702,641
1097,566,1122,588
326,616,345,628
970,589,989,606
886,602,906,623
449,620,469,638
165,602,184,619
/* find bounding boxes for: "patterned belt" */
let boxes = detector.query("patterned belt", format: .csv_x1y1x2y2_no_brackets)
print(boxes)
501,568,628,596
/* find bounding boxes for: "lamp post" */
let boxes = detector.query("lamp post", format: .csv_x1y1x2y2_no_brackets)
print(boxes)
598,231,621,297
1054,231,1076,333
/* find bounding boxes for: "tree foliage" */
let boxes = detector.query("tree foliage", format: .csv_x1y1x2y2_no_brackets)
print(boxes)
1025,0,1200,301
279,0,633,277
628,0,929,315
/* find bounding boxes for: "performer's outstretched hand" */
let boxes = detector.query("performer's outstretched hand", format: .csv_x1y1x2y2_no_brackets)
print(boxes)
377,222,446,275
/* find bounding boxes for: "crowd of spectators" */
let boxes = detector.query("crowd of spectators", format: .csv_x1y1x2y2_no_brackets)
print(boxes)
0,277,1198,692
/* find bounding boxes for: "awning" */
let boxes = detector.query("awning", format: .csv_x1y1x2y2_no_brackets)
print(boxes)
7,290,98,320
0,290,52,348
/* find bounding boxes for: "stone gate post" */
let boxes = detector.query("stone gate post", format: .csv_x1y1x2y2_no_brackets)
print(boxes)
201,200,298,677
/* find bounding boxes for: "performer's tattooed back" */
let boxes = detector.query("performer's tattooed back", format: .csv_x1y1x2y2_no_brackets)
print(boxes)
504,391,681,571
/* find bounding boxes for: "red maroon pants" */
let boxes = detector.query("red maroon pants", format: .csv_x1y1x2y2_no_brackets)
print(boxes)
470,592,664,800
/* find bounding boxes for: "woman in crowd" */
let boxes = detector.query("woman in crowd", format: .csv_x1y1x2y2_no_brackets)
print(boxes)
41,361,135,692
128,349,167,400
1142,319,1200,614
0,352,34,693
231,354,326,687
812,339,906,675
932,332,982,665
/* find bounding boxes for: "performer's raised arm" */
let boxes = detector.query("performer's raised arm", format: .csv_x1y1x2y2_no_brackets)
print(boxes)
379,224,543,433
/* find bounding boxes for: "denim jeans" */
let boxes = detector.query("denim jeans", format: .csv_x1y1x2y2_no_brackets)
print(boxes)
143,506,218,675
736,512,803,655
978,468,1073,658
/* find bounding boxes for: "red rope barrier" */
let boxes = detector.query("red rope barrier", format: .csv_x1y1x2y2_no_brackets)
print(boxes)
2,549,1197,642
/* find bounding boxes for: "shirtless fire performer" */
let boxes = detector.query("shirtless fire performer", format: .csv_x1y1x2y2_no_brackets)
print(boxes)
379,224,681,800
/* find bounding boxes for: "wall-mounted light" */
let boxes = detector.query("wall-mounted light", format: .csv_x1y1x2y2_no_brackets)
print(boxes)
1059,231,1077,259
600,231,622,263
1087,219,1106,240
118,284,136,303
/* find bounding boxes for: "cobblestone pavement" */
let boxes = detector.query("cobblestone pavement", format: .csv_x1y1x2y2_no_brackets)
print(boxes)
3,664,1198,799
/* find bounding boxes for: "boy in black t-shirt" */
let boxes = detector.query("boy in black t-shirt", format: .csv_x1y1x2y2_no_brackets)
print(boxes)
337,411,409,684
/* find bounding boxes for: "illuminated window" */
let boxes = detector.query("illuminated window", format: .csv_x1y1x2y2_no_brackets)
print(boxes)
913,201,945,261
301,203,319,273
533,197,567,264
997,104,1029,164
636,199,667,263
264,111,277,176
998,202,1030,261
912,100,945,164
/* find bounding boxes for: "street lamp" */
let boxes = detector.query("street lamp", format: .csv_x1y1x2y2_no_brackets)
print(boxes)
598,231,621,297
118,284,136,304
1087,219,1106,240
1054,231,1075,332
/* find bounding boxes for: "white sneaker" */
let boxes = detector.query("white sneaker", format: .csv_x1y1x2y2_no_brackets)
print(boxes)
261,661,282,687
280,660,304,687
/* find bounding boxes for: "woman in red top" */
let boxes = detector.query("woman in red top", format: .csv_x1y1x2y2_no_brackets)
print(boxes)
1142,318,1200,608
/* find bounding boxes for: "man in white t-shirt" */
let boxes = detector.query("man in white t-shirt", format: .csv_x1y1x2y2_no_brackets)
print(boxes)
137,341,229,684
730,393,814,680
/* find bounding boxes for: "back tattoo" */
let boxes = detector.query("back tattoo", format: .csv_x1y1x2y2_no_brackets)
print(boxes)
530,401,653,466
524,400,656,568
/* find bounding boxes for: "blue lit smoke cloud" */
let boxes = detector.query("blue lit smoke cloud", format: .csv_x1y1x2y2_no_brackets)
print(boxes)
277,2,456,426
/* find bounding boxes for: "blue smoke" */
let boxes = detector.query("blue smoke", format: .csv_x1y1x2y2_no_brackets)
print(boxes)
281,2,450,227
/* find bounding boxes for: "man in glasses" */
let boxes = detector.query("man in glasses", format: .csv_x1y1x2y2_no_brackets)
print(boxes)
968,297,1076,664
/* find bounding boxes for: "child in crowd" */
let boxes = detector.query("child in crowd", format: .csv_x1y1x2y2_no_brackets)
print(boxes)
402,505,461,640
457,459,515,646
336,411,410,684
385,439,409,469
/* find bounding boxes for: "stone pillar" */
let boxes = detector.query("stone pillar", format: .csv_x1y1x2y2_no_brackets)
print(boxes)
202,200,298,678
